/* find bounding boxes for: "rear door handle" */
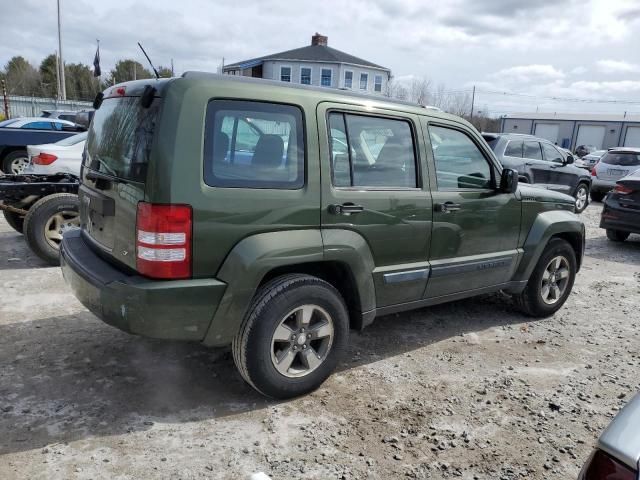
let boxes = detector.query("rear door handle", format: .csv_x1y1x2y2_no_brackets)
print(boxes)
328,203,364,215
435,202,461,213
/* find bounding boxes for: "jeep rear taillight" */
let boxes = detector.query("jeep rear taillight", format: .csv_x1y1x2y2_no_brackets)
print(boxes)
136,202,192,279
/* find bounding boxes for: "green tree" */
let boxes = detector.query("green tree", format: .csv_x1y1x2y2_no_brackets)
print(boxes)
39,54,58,98
65,63,100,101
110,60,152,84
156,66,173,78
3,56,41,96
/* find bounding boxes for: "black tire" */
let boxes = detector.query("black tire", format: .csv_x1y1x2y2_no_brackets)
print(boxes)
3,209,25,234
232,274,349,399
590,191,605,203
516,238,577,318
606,229,630,242
2,150,29,174
23,193,79,265
573,182,590,214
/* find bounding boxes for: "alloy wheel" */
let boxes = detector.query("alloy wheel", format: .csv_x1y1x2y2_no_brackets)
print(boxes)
10,156,29,174
44,211,80,249
575,186,588,211
540,255,570,305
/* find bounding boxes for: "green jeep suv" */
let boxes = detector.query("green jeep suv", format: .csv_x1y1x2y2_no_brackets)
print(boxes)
61,73,585,399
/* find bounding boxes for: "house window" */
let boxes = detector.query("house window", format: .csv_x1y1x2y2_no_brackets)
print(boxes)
374,75,383,92
300,67,311,85
344,71,353,89
321,68,332,87
280,66,291,82
360,73,368,90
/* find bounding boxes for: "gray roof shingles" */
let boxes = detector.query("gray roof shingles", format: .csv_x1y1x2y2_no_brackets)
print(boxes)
224,44,389,71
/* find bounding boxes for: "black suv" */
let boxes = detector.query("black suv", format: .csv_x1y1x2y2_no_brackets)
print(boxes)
483,133,592,213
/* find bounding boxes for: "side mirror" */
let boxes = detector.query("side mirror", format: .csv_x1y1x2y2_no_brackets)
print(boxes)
565,154,574,165
500,168,519,194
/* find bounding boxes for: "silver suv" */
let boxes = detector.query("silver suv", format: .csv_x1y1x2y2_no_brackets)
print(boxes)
590,148,640,202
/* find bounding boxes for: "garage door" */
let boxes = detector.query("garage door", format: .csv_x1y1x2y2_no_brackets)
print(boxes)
575,125,606,149
624,127,640,147
534,123,560,143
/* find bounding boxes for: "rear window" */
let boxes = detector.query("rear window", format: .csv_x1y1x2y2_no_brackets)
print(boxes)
204,100,305,189
85,96,160,182
601,152,640,166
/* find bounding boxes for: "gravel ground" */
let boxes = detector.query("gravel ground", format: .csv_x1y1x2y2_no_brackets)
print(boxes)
0,202,639,480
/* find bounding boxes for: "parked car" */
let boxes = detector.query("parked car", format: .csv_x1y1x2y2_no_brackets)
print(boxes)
575,144,597,158
483,133,592,213
41,110,80,122
575,149,606,171
24,132,86,176
590,148,640,202
61,74,584,399
0,117,86,174
599,170,640,242
579,392,640,479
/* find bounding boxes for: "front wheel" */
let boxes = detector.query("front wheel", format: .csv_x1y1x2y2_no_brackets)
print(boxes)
516,238,577,317
23,194,80,265
574,183,589,213
3,209,26,234
232,274,349,399
606,229,630,242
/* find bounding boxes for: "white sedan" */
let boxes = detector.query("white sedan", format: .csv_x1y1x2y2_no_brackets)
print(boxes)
24,132,86,176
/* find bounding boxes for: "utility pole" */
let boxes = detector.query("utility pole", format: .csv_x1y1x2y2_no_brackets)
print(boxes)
171,58,174,77
2,80,9,119
470,85,476,120
55,50,61,101
57,0,66,100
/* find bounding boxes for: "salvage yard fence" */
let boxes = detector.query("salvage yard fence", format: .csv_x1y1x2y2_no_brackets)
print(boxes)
4,95,93,119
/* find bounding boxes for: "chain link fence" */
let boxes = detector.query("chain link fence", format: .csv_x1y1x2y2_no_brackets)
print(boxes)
4,95,93,119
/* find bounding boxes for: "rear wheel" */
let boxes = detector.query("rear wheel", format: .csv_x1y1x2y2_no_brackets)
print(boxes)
23,193,79,265
2,209,26,234
606,229,630,242
516,238,576,317
590,191,605,203
233,274,349,399
2,150,29,175
574,183,589,213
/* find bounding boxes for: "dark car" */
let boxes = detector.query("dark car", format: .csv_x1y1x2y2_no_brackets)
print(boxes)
575,144,597,158
600,170,640,242
483,133,592,213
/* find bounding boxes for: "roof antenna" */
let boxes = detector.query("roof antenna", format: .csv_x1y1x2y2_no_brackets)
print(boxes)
138,42,160,79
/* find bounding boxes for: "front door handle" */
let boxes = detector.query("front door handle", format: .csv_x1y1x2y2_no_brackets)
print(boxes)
435,202,461,213
328,203,364,215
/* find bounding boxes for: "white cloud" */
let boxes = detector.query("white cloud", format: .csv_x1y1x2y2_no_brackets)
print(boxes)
595,59,640,74
490,65,566,84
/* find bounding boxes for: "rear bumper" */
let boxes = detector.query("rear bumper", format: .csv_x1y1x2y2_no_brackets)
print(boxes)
600,200,640,234
60,229,226,341
591,178,616,193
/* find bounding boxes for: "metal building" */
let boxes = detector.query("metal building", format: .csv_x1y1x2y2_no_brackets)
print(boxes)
500,113,640,150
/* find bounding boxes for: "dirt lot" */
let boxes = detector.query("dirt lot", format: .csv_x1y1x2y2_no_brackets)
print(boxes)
0,202,639,480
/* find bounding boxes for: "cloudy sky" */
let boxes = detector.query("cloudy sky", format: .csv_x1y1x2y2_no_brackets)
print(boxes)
2,0,640,115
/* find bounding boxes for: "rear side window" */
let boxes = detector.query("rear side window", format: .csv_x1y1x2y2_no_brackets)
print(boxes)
429,125,492,190
504,140,523,157
85,96,160,183
601,152,640,166
523,141,543,160
328,112,417,188
204,100,305,189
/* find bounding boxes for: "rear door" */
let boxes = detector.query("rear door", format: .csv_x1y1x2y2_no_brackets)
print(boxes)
318,103,432,307
540,142,574,194
80,93,160,269
423,120,521,298
522,140,551,186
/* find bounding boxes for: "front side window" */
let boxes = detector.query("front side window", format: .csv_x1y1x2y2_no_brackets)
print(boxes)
523,141,543,160
541,143,564,163
204,100,305,189
23,121,52,130
429,125,493,190
360,73,368,90
374,75,383,92
300,67,311,85
344,71,353,89
280,66,291,82
328,112,417,188
321,69,332,87
504,140,523,157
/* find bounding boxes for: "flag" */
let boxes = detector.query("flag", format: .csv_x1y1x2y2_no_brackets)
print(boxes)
93,44,101,77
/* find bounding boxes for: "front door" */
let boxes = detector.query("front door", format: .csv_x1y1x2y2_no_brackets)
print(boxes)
423,120,521,298
317,103,432,308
